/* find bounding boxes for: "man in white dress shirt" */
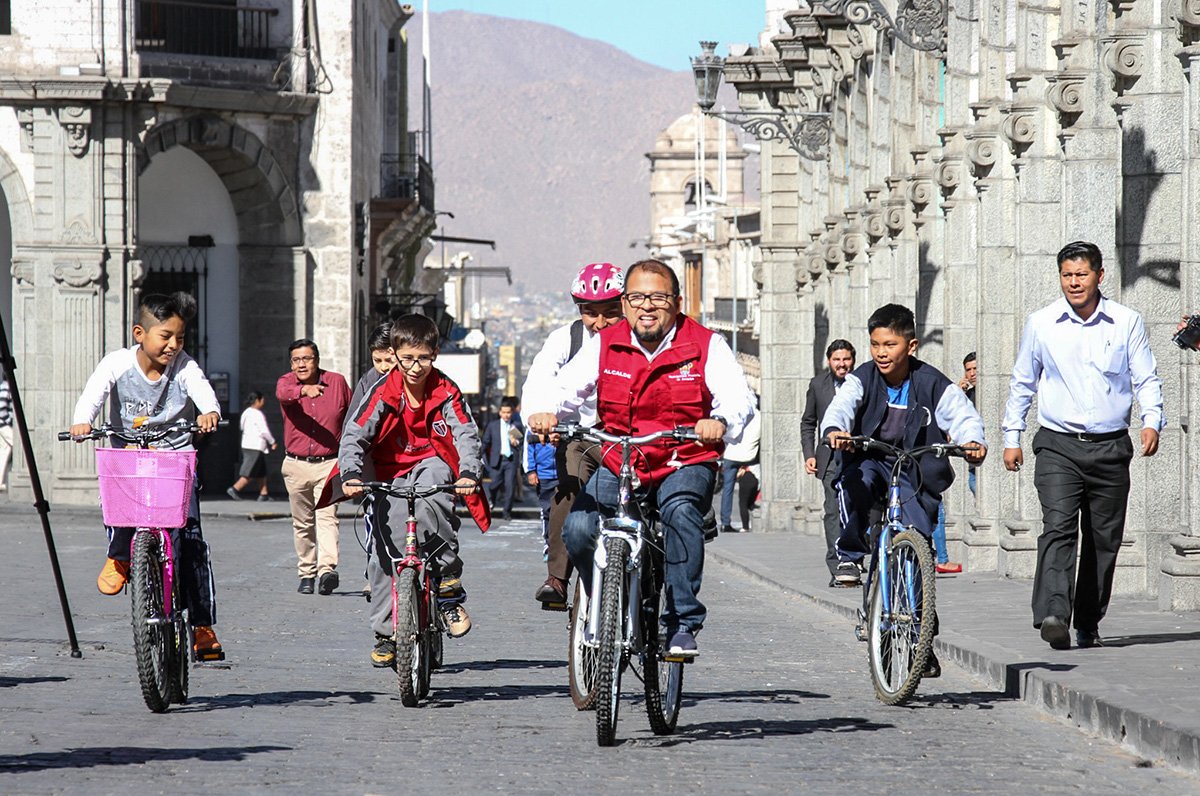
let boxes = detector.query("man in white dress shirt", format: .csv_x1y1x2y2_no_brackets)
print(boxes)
1002,240,1164,650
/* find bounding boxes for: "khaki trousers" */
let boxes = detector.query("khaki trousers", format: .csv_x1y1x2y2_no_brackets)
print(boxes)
282,457,339,578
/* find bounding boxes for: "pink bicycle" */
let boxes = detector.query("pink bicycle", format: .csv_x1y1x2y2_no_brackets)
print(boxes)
59,420,211,713
352,480,460,707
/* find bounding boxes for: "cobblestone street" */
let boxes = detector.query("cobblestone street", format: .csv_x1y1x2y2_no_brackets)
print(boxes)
2,509,1196,793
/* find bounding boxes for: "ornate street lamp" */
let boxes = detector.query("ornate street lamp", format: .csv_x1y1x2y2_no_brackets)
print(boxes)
690,41,831,162
810,0,946,54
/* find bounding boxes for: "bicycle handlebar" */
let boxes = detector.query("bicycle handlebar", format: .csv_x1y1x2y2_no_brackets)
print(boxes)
843,435,972,460
58,419,227,444
550,423,701,445
345,481,463,499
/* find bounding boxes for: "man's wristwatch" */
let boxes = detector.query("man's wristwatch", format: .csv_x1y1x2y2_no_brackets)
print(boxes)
709,415,728,432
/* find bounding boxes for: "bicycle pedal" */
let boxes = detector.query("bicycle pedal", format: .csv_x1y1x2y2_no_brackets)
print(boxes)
540,601,568,612
662,654,696,664
194,649,226,663
854,624,868,642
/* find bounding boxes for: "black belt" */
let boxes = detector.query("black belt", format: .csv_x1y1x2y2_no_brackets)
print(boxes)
286,452,336,462
1046,429,1127,443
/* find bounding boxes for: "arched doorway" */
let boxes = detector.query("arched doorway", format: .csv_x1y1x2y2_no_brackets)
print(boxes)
138,145,240,407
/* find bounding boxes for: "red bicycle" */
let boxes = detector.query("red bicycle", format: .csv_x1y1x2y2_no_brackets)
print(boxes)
351,481,460,707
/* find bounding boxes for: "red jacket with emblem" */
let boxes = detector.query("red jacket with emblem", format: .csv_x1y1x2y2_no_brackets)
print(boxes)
596,316,723,484
321,368,490,532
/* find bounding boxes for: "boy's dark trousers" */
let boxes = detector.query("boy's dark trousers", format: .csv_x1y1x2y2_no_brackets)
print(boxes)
835,458,937,563
1030,428,1133,634
106,483,217,626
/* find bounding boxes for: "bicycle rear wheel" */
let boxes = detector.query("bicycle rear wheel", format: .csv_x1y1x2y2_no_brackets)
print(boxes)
130,532,172,713
595,536,629,747
393,567,423,707
867,528,936,705
568,577,599,711
643,575,683,735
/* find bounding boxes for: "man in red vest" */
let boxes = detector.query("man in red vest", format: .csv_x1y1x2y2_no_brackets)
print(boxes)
529,259,756,658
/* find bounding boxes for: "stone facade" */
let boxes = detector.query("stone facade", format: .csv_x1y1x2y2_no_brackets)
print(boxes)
717,0,1200,606
0,0,436,503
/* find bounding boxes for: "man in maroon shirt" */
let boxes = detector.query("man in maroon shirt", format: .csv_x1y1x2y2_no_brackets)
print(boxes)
276,338,351,595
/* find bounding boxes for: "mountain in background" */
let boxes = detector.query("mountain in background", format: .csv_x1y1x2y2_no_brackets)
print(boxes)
406,11,751,295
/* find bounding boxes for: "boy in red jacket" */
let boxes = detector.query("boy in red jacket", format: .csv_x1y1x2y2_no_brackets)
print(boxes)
339,314,489,667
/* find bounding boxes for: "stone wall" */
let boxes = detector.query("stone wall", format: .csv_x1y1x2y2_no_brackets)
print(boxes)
724,0,1200,606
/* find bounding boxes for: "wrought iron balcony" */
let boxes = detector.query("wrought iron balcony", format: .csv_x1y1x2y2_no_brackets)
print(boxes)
379,154,435,214
135,0,279,60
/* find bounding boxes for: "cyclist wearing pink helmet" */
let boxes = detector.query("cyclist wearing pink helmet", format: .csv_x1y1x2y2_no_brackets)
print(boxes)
520,263,624,607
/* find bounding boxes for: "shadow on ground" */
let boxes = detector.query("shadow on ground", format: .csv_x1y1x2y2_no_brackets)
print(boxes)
630,715,894,747
0,745,290,772
177,689,378,711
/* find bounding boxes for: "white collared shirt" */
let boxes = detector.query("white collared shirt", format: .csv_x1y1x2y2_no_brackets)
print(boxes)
521,321,598,427
549,322,756,443
1002,295,1164,448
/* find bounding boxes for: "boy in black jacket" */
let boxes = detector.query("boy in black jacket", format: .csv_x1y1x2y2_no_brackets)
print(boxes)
821,304,987,588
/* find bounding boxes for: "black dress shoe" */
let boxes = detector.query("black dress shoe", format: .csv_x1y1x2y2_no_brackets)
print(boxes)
534,576,568,605
298,577,315,594
318,571,339,595
1076,629,1104,648
1039,616,1071,650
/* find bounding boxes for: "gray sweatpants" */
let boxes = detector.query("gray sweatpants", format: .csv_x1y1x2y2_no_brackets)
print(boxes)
366,457,462,637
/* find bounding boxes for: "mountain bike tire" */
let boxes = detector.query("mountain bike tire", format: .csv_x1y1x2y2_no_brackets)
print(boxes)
867,528,936,705
168,611,189,705
568,577,599,710
418,580,435,700
595,536,629,747
131,532,172,713
643,573,683,735
394,567,422,707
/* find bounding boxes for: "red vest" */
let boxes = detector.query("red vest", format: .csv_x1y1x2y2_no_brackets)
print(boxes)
596,316,722,484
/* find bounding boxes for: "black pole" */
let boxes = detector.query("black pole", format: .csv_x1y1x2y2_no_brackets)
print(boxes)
0,314,82,658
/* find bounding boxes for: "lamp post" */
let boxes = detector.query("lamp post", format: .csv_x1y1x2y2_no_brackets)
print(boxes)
690,41,832,162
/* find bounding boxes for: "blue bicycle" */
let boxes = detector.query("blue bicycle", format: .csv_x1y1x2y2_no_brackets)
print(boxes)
844,436,970,705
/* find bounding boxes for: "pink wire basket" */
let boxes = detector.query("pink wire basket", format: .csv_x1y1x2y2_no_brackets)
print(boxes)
95,448,196,528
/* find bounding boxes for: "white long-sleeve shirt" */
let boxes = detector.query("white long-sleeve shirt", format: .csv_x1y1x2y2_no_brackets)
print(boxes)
1002,296,1165,449
549,322,756,443
239,405,276,453
72,346,221,450
521,321,598,427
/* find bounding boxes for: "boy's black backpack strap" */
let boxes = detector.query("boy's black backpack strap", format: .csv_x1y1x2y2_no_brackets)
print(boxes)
568,318,585,361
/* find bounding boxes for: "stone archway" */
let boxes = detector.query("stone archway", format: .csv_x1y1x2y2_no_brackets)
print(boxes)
0,146,31,343
139,114,301,246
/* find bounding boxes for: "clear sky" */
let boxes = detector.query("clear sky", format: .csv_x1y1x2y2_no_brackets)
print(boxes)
428,1,765,72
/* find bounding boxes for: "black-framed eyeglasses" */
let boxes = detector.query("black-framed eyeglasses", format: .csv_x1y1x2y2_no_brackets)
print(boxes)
398,355,435,369
623,291,677,308
290,355,316,365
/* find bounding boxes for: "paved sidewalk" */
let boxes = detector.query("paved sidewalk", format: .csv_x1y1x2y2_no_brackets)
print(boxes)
706,530,1200,773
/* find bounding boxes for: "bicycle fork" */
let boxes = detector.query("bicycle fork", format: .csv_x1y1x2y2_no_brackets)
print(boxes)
139,528,177,627
587,522,643,648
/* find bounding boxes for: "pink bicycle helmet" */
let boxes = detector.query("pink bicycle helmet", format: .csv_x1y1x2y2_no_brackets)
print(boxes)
571,262,624,303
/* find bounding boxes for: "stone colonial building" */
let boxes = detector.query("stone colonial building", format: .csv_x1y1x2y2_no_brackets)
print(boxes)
646,110,762,390
715,0,1200,607
0,0,437,502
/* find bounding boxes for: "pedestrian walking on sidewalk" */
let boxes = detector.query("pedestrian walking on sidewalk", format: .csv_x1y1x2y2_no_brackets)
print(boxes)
276,339,351,596
228,391,276,501
0,372,13,491
482,396,523,520
800,339,856,586
1002,241,1164,651
719,404,759,533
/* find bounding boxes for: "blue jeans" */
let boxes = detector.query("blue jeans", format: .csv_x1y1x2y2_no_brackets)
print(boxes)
932,501,948,564
719,459,739,527
563,463,715,633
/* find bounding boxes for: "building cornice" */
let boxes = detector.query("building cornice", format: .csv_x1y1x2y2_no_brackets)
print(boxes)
0,78,318,117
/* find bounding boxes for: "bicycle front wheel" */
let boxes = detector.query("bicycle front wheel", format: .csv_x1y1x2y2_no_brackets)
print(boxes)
643,576,683,735
867,528,936,705
130,532,172,713
568,577,599,711
595,536,629,747
393,567,423,707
